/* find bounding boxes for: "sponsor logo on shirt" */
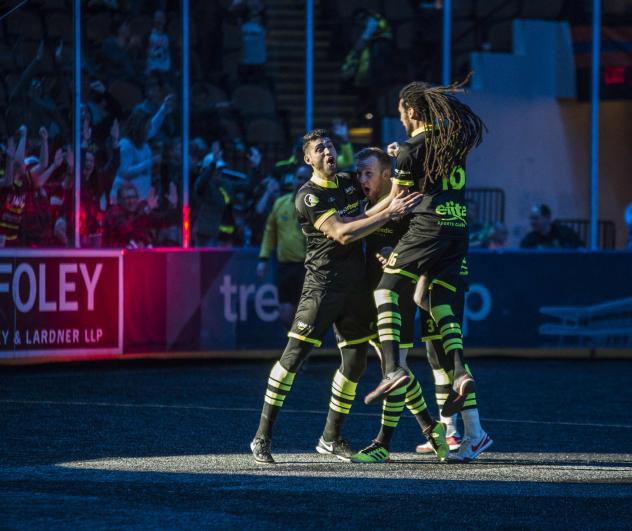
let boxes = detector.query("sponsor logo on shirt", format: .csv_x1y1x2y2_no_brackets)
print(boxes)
304,194,319,207
338,201,359,216
344,185,355,194
435,201,467,227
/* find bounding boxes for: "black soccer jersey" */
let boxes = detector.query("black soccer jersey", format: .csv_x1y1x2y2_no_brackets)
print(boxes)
363,198,410,287
393,131,468,238
295,173,364,283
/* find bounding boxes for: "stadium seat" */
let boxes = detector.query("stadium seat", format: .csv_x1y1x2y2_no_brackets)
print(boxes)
191,81,225,110
130,15,153,40
86,12,112,43
218,117,243,140
395,20,416,51
222,19,242,52
232,85,276,117
6,10,44,40
5,73,20,97
0,43,15,71
46,12,73,42
521,0,564,19
0,79,7,107
487,20,514,52
246,117,286,145
108,79,143,112
384,2,415,22
475,0,521,19
335,0,380,20
43,0,68,9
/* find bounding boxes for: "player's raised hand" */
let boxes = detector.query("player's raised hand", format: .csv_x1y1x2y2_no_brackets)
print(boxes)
387,190,421,218
387,142,400,157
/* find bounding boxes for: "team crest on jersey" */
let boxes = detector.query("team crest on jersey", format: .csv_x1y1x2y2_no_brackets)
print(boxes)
304,194,319,207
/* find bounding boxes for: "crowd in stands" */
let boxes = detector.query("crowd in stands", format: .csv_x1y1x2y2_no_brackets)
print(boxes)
0,1,628,251
0,0,282,249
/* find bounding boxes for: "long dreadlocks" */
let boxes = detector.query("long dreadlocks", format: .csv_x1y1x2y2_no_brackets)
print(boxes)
399,74,486,191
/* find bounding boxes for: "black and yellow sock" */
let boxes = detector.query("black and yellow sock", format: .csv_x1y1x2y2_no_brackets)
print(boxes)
322,370,357,441
432,368,451,412
462,364,477,410
376,385,406,448
374,289,401,374
405,371,434,432
256,361,296,439
431,303,467,380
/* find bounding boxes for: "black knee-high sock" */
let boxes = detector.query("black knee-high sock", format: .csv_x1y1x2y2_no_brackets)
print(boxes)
405,371,434,432
256,360,296,439
431,303,467,381
322,369,358,441
322,344,367,441
374,288,401,374
376,385,406,448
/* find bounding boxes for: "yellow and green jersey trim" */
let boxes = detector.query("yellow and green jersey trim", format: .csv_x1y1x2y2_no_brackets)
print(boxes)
430,278,457,293
337,333,378,348
391,177,414,187
310,175,338,189
383,267,420,282
314,208,337,230
288,332,322,347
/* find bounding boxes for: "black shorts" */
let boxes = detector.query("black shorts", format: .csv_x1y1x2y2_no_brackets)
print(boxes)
384,226,468,293
289,277,376,348
277,262,305,306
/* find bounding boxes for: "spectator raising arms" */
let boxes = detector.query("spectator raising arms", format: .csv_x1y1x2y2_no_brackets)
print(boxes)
109,97,174,204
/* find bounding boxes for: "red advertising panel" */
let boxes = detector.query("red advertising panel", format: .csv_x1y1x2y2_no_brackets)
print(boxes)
0,250,123,359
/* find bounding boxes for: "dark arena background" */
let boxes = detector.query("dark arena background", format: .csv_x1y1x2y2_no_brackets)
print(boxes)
1,0,632,529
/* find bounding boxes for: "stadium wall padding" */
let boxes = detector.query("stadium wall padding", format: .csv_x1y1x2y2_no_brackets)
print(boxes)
1,249,631,362
124,249,632,353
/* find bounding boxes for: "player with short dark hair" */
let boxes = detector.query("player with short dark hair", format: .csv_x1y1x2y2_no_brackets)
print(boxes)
250,129,420,464
365,78,485,420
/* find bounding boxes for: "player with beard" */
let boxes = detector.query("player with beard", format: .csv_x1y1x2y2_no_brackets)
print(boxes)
250,129,421,464
349,147,448,463
365,79,486,424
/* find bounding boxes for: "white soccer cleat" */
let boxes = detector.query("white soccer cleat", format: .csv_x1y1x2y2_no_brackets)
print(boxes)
449,431,493,462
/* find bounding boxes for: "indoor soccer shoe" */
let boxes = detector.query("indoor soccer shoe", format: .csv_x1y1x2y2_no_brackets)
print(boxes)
364,367,410,405
416,434,461,454
450,431,493,462
250,436,274,464
441,374,476,417
351,441,391,463
316,436,354,462
421,421,450,462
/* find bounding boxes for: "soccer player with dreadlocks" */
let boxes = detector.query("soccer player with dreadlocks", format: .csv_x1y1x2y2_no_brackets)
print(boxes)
365,79,486,430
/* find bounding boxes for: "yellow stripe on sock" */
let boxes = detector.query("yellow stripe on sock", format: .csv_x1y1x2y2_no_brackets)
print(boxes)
432,369,451,386
374,289,399,306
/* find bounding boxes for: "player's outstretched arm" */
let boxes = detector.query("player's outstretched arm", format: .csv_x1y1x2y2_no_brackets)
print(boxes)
319,191,420,245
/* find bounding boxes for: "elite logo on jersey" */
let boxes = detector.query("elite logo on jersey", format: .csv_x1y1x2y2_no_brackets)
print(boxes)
304,194,319,207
